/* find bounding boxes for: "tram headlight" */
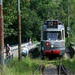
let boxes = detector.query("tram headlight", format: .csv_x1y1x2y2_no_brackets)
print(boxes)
51,45,54,48
45,42,50,46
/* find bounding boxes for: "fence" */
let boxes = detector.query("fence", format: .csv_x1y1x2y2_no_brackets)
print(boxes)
4,54,13,64
4,42,40,64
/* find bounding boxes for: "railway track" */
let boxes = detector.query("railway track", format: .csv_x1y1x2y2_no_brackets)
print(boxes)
32,52,72,75
31,48,69,75
42,58,69,75
31,47,75,75
41,49,73,75
43,65,57,75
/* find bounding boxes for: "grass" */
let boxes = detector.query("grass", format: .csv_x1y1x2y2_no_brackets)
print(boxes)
3,56,75,75
4,57,43,75
62,57,75,73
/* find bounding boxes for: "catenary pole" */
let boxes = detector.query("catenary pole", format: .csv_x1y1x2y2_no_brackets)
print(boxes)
67,0,70,38
68,6,70,38
17,0,21,60
0,0,4,74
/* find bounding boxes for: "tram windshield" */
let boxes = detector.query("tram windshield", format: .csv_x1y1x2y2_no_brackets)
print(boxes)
43,31,61,40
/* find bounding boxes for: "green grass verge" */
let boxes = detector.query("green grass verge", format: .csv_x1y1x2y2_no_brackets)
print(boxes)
4,57,43,75
4,56,75,75
62,58,75,73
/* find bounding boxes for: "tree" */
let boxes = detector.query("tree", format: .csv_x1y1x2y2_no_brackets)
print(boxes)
3,0,75,45
3,0,17,38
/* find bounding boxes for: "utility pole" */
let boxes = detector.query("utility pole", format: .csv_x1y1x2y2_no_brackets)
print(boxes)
0,0,4,74
17,0,21,60
67,6,70,38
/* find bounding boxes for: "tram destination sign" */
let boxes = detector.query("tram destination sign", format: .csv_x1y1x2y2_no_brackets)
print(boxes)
46,20,58,28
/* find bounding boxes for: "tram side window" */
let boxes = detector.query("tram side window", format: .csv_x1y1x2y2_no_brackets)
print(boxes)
58,32,61,40
62,30,64,40
43,31,47,40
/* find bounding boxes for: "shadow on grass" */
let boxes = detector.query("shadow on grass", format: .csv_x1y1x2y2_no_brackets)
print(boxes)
68,42,75,58
29,47,40,59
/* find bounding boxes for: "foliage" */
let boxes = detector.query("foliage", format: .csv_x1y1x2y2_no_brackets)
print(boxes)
65,38,70,48
4,57,75,75
5,57,42,75
3,0,17,38
3,0,75,45
63,58,75,73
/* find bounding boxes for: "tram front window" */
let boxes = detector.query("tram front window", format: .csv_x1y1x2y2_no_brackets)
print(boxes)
43,31,61,40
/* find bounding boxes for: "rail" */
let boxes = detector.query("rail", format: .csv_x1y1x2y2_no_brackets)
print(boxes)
58,58,68,75
32,58,68,75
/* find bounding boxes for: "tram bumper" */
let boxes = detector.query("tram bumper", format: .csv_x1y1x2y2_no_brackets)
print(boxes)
43,49,65,56
44,50,60,55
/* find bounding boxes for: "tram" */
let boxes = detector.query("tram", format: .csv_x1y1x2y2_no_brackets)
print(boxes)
41,20,65,59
